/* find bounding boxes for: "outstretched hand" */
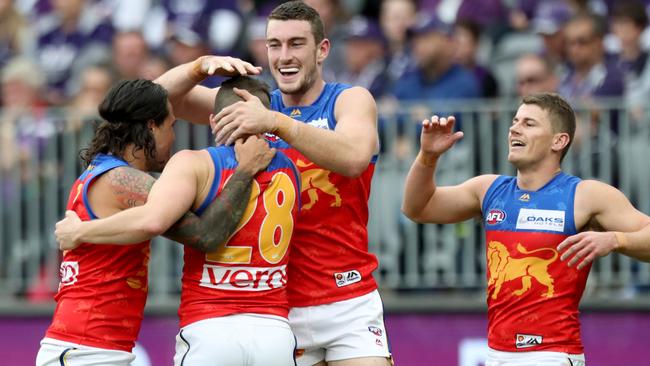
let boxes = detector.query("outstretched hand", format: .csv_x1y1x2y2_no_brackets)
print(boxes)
213,88,276,146
234,135,276,175
557,231,618,270
55,210,83,251
420,115,463,159
198,56,262,77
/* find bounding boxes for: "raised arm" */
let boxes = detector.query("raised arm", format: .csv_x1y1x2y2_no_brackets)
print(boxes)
154,56,261,124
402,115,496,223
212,86,378,177
558,180,650,268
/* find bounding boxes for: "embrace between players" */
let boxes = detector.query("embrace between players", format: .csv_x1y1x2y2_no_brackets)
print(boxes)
41,2,650,366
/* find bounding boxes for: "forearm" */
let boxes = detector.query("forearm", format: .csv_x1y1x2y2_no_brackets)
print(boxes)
154,57,205,103
77,207,160,244
163,169,255,252
274,112,373,176
402,153,439,221
616,226,650,262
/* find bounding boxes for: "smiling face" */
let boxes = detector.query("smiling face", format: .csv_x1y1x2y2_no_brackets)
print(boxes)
508,103,567,170
266,19,328,96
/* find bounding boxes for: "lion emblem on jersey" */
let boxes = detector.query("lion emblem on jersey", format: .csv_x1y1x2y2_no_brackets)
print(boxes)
297,159,342,210
487,241,558,300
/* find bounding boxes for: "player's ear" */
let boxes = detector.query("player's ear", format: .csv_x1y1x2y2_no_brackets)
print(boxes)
551,132,570,153
316,38,330,64
147,119,156,131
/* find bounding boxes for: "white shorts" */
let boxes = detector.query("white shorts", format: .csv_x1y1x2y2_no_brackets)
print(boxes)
289,290,391,365
486,347,586,366
36,338,135,366
174,314,296,366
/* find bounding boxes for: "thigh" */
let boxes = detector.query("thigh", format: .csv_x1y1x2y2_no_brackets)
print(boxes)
297,291,392,364
327,357,392,366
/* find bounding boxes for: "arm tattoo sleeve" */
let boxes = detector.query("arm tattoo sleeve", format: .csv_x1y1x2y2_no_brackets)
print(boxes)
163,169,255,252
108,168,156,209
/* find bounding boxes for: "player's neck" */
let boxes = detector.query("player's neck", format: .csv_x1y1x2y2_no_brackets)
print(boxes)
516,163,562,191
121,144,147,171
281,79,325,107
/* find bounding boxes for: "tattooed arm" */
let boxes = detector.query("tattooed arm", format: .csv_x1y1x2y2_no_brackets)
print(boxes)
55,137,276,251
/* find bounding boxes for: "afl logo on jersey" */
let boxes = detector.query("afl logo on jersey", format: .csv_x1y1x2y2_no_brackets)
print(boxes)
486,209,506,225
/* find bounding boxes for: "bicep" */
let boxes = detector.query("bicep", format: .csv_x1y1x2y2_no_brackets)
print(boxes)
174,86,219,125
334,87,379,157
143,152,199,229
590,183,650,232
415,175,494,224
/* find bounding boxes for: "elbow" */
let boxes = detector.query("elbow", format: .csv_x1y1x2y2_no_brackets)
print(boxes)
340,157,372,177
401,205,426,224
142,221,166,239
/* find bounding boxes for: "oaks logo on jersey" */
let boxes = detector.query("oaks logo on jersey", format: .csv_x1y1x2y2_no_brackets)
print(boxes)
486,209,506,225
297,159,342,210
487,241,558,300
200,264,287,291
516,208,565,232
60,261,79,286
515,333,542,349
334,270,361,287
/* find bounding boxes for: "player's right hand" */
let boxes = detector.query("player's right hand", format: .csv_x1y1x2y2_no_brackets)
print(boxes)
234,135,276,175
197,56,262,77
55,210,83,251
420,115,463,159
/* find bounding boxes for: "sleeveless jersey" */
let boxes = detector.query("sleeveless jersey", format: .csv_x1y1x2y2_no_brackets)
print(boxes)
45,154,150,352
178,146,301,327
269,83,379,307
482,172,588,353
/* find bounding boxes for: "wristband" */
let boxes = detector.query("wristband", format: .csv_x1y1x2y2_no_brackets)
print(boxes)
188,56,209,83
272,112,300,143
614,231,628,251
417,152,437,167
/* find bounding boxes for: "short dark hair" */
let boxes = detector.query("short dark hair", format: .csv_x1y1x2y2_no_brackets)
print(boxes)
612,1,649,29
80,79,169,166
269,1,325,44
214,76,271,113
522,93,576,162
568,12,608,38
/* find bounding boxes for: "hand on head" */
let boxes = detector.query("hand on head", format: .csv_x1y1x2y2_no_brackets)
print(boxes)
200,56,262,77
234,134,276,175
213,88,276,146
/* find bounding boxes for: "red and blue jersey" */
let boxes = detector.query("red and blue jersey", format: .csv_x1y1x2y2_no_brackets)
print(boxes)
178,146,301,327
269,83,379,307
45,154,150,352
482,172,587,353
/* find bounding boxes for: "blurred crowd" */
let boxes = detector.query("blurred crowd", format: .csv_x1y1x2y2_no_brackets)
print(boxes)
3,0,650,299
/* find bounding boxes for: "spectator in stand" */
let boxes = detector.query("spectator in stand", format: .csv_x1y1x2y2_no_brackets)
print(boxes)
0,0,34,68
419,0,507,37
393,14,480,102
453,19,499,98
610,0,650,114
515,53,560,97
339,16,390,98
379,0,417,85
531,0,574,68
559,12,624,102
138,55,171,81
111,31,150,80
34,0,114,104
66,65,114,133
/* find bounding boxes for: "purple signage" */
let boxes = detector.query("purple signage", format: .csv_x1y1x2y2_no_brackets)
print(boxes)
6,313,650,365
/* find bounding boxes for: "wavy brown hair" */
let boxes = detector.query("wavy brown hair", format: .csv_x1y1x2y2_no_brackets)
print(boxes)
80,79,169,166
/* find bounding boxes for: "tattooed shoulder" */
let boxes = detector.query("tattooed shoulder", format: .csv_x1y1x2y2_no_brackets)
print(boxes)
105,167,156,208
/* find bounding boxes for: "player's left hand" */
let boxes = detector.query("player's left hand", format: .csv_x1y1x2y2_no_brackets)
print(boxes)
557,231,618,269
198,56,262,77
55,210,83,251
212,88,276,146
